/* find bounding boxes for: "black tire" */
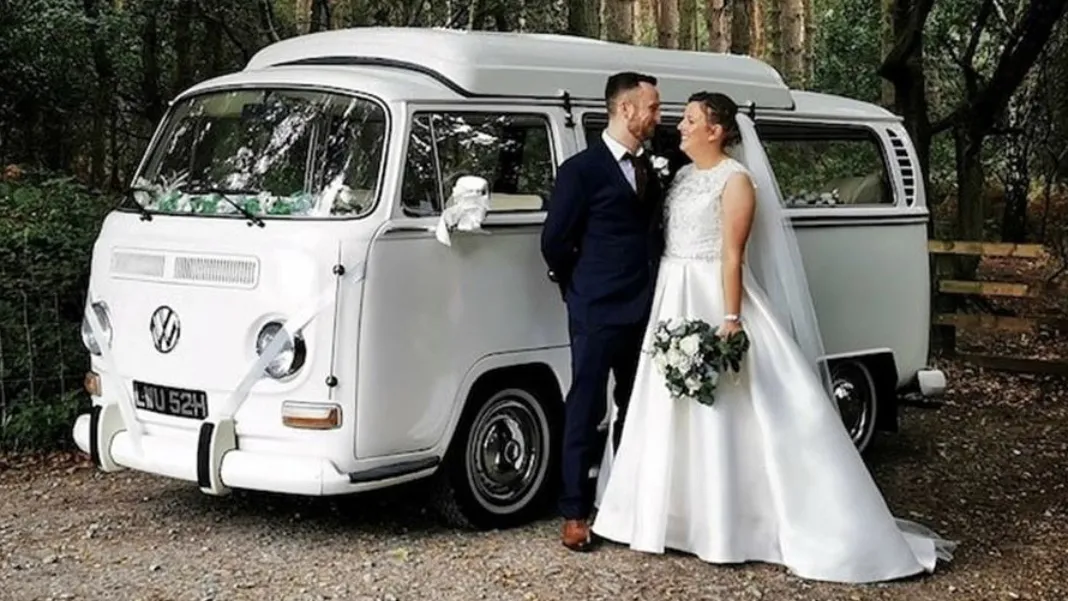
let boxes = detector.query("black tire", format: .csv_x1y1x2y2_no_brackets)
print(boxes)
830,359,879,453
432,382,559,530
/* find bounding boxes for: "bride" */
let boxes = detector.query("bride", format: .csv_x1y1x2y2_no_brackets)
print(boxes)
590,91,956,584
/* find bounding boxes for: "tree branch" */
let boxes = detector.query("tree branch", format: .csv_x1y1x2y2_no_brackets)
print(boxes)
940,36,987,96
877,0,938,82
968,0,1068,133
193,0,253,63
962,0,996,69
258,0,282,43
931,0,1068,136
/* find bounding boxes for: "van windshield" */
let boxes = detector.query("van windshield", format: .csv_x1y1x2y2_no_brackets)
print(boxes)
130,88,387,219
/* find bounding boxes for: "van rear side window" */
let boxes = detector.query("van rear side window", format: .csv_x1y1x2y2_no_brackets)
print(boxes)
756,122,894,208
401,112,555,216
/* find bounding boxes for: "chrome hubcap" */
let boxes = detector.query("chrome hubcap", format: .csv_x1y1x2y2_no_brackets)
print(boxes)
832,362,874,447
467,393,546,511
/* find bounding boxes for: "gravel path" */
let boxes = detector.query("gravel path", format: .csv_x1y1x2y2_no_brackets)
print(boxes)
2,359,1067,601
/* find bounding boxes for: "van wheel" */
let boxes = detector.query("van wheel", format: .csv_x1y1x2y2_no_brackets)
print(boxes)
432,384,557,530
831,360,878,453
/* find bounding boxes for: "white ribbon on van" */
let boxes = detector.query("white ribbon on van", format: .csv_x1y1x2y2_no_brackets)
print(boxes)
210,261,366,420
84,293,144,452
434,176,491,246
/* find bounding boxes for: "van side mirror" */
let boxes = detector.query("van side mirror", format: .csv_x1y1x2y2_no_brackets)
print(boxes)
434,175,491,246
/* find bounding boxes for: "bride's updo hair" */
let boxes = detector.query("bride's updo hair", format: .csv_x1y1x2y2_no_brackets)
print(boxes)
688,91,742,148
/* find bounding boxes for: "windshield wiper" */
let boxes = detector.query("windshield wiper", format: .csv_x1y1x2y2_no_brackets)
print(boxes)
123,186,156,222
181,187,266,228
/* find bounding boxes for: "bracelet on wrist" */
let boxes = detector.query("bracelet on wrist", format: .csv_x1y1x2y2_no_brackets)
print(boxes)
724,314,741,323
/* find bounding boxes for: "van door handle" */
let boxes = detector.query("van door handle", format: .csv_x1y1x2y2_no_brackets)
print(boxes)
381,223,436,235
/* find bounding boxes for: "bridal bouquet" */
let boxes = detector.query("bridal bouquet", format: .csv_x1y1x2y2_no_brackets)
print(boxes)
649,317,750,407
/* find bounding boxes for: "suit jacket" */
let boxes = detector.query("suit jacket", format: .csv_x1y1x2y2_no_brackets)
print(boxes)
540,139,666,326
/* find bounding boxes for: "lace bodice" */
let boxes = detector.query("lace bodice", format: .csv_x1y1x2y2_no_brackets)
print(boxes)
662,158,752,262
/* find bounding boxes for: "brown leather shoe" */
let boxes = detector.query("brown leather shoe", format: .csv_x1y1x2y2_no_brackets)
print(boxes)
561,519,592,552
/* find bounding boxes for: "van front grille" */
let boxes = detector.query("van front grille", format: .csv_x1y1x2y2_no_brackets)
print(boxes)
174,256,258,287
109,249,259,289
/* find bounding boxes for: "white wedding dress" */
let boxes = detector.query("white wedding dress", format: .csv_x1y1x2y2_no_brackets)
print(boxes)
590,157,955,584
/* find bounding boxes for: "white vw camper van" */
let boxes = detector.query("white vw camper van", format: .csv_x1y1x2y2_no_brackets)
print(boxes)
72,27,945,529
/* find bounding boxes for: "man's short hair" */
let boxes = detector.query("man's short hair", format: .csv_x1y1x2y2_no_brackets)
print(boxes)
605,71,658,114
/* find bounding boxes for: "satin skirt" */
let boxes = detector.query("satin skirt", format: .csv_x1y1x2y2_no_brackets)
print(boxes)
591,256,955,584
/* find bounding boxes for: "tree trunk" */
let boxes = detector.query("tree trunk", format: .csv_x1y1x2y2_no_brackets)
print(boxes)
568,0,600,38
880,0,896,107
767,0,782,72
954,124,987,272
309,0,332,32
1000,91,1034,242
803,0,814,83
140,0,164,125
781,0,805,86
879,0,936,184
1000,137,1031,242
173,0,194,91
658,0,680,48
467,0,486,29
706,0,731,53
679,0,697,49
296,0,312,32
730,0,752,55
751,0,765,58
605,0,635,43
492,1,509,30
84,0,113,188
877,0,940,352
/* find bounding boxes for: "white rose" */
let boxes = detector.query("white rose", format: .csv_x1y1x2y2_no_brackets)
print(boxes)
666,348,687,369
685,377,700,392
678,334,701,357
651,155,670,175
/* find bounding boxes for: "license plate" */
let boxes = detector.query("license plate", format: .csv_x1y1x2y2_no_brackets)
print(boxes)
133,381,208,419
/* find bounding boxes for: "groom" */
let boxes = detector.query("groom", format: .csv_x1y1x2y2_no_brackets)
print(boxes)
540,71,666,552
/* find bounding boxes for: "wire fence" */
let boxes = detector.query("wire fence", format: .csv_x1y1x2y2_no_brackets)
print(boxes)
0,174,110,452
0,286,91,452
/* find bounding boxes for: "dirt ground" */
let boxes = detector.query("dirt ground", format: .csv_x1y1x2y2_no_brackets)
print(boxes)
1,358,1067,601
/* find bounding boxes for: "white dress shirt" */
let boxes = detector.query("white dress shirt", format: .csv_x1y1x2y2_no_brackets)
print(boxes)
601,131,644,193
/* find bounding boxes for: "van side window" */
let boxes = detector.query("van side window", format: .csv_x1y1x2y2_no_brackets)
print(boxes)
756,122,894,207
401,112,555,215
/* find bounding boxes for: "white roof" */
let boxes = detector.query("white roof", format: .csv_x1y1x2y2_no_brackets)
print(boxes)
788,91,899,122
245,27,795,110
177,65,457,103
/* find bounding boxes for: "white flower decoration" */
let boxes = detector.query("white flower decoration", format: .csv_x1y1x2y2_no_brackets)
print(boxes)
650,154,670,177
666,348,687,370
678,334,701,357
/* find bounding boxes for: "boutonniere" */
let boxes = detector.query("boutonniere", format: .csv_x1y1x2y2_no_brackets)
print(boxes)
648,154,673,187
650,155,670,178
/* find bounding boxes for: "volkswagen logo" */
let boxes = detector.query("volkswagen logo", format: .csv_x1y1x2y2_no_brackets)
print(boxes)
149,306,181,353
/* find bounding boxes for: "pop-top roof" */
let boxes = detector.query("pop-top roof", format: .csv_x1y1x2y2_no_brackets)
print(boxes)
245,27,795,110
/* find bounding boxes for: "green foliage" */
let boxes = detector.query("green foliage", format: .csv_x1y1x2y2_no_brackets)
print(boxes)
0,175,115,451
809,0,885,104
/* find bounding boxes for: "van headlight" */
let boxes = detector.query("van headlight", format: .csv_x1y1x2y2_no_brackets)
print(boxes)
255,321,306,379
80,301,113,356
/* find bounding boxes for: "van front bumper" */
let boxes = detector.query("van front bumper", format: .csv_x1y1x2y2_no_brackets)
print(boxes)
72,409,437,496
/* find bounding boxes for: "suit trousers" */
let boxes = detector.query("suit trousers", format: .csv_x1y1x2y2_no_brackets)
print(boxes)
558,316,645,520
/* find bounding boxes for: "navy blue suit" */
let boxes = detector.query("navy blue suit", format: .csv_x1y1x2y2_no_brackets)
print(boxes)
541,139,665,520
